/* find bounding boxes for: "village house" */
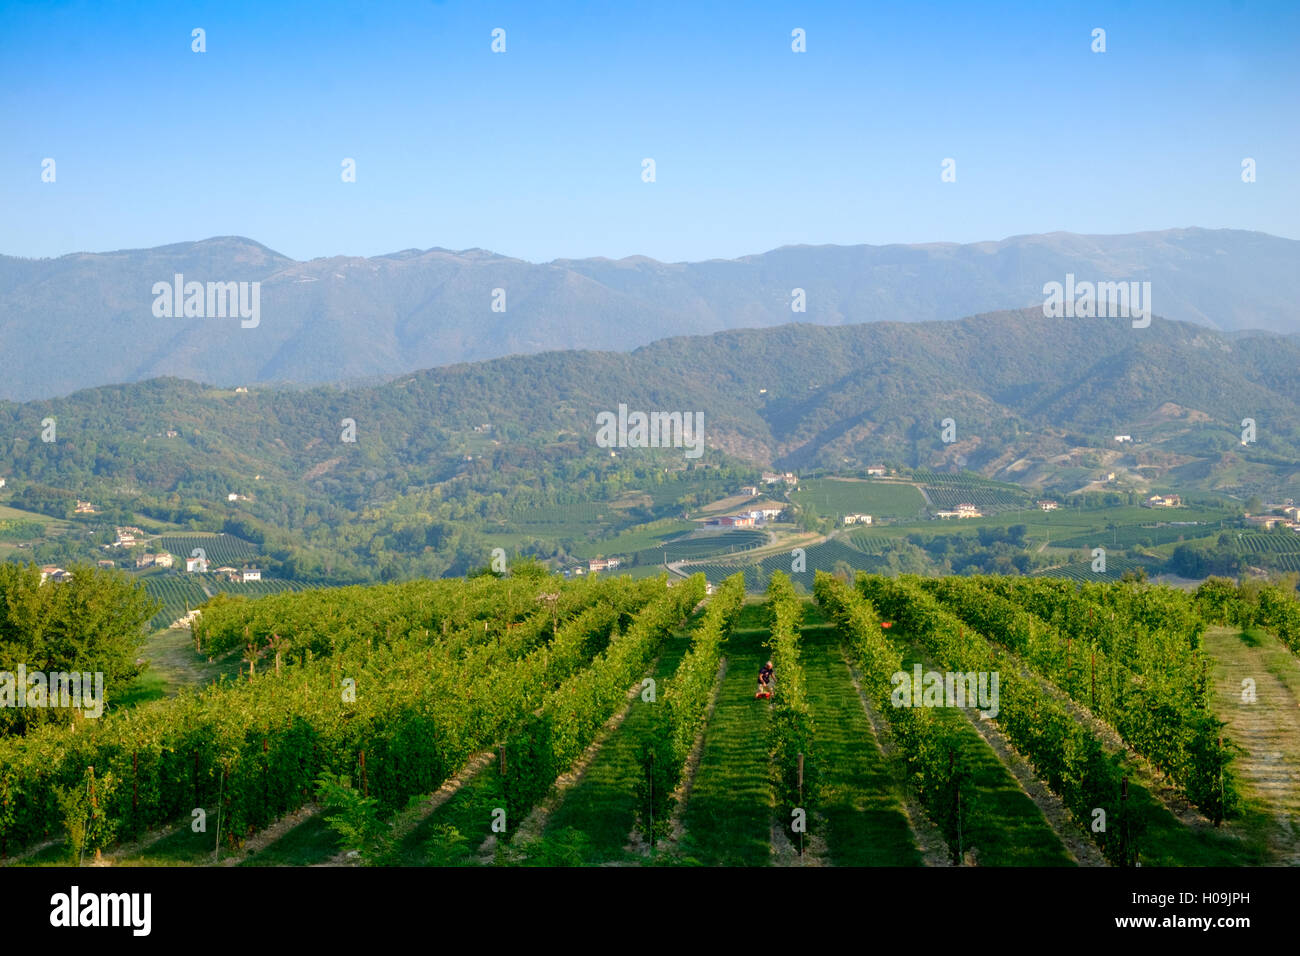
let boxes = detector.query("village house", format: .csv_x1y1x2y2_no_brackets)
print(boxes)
740,485,760,497
1144,494,1182,508
1037,500,1059,511
709,514,756,529
936,503,983,519
0,477,6,488
1245,515,1285,530
97,559,116,569
1114,435,1133,443
588,558,621,573
152,552,174,568
74,500,96,514
185,556,209,573
240,568,262,582
843,513,873,525
866,465,887,477
40,566,73,584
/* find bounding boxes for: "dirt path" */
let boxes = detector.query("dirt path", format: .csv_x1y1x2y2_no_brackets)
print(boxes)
1202,626,1300,864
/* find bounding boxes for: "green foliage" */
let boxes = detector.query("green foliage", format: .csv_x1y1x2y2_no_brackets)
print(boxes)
0,572,675,856
0,518,45,541
0,563,158,735
314,771,391,864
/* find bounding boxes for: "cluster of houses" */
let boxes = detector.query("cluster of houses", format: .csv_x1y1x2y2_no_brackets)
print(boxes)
842,513,873,525
935,503,983,519
181,554,263,580
113,526,145,547
135,551,174,569
1037,500,1060,511
1245,505,1300,531
761,472,798,487
707,504,786,529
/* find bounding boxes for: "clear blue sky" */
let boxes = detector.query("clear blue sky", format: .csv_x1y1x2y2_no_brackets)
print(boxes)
2,0,1297,262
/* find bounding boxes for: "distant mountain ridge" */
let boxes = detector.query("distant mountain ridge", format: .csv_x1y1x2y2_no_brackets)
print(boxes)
1,228,1297,401
2,309,1298,501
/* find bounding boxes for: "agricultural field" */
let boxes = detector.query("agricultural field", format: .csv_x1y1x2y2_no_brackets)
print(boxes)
792,478,926,519
4,569,1299,870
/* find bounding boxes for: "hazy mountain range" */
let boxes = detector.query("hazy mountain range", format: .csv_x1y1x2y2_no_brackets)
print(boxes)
1,228,1297,402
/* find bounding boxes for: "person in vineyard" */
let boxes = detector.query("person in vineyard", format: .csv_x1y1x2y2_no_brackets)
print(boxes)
755,660,774,700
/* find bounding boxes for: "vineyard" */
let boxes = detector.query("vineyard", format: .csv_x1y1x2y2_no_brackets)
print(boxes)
1033,557,1157,582
682,538,887,589
3,569,1298,868
791,478,927,518
156,534,261,566
1234,532,1300,554
626,529,766,565
1054,523,1225,550
916,472,1032,514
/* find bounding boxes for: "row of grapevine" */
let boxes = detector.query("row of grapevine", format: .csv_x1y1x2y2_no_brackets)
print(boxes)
193,571,580,658
764,571,818,833
982,576,1204,671
1195,577,1300,654
0,574,678,856
854,573,1151,863
919,577,1236,818
499,575,707,827
813,573,974,864
636,573,747,841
